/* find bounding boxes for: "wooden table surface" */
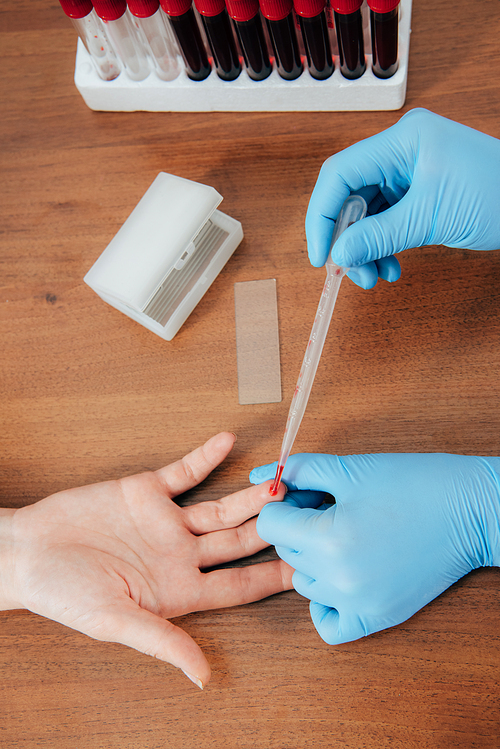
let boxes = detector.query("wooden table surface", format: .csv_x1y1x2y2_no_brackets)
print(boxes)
1,1,500,746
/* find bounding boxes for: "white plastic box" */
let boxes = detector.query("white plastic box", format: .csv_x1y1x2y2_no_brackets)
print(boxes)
84,172,243,340
74,0,412,112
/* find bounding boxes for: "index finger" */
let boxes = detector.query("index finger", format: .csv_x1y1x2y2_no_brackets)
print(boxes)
154,432,236,498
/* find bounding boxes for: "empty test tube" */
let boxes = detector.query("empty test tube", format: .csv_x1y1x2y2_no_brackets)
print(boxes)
92,0,150,80
368,0,399,78
127,0,181,80
293,0,333,80
58,0,121,80
193,0,242,81
259,0,303,80
160,0,211,80
225,0,272,81
332,0,366,79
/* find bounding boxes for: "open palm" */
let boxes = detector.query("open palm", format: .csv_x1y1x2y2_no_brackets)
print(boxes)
4,433,291,687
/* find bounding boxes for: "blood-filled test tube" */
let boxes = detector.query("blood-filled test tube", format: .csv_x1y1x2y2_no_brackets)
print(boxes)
160,0,211,80
331,0,365,79
58,0,121,80
367,0,399,79
92,0,150,80
293,0,333,80
193,0,242,80
127,0,181,80
259,0,302,80
225,0,272,81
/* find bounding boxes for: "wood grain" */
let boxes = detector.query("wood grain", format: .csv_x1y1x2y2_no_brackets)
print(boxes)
1,1,500,746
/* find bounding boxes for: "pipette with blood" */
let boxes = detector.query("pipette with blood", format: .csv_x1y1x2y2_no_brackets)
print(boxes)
270,194,367,495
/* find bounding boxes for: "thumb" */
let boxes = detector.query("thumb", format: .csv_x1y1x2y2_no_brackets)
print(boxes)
331,191,430,268
257,501,322,549
91,600,211,689
253,453,364,497
309,601,368,645
249,461,278,485
251,455,337,492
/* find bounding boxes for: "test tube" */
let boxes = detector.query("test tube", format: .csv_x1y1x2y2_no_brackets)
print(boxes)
367,0,399,79
193,0,242,80
293,0,333,80
58,0,121,80
225,0,272,81
127,0,181,80
92,0,151,80
160,0,212,80
259,0,303,80
331,0,365,79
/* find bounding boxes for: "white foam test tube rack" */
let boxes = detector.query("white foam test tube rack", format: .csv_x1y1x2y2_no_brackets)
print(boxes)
74,0,411,111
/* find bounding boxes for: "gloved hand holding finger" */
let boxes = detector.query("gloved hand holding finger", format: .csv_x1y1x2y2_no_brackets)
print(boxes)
253,451,500,645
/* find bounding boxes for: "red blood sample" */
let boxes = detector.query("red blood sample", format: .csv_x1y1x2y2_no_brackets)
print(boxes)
226,0,272,80
331,0,366,80
293,0,333,80
259,0,303,80
194,0,242,80
160,0,211,80
270,463,285,495
367,0,399,79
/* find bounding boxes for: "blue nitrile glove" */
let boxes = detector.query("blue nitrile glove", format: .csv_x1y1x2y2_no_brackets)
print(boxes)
250,453,500,645
305,108,500,289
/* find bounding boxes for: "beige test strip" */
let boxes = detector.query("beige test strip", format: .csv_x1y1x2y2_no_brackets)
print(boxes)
234,279,282,405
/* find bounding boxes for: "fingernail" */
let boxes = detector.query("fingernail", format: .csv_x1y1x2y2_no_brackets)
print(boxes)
182,670,204,690
231,432,237,441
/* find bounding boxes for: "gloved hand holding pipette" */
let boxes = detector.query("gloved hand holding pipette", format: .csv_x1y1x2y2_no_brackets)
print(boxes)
251,453,500,645
306,108,500,289
269,195,367,495
250,108,500,647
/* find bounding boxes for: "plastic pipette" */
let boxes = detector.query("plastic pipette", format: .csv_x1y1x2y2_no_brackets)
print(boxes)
270,194,367,495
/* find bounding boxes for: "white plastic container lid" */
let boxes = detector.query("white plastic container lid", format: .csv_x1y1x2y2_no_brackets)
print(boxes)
84,172,223,310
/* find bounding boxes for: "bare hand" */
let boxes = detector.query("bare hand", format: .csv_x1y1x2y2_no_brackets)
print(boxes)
1,433,292,687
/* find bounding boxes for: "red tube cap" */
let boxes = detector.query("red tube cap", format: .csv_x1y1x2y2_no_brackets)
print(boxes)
92,0,127,21
259,0,292,21
159,0,192,14
193,0,225,14
293,0,325,18
367,0,400,12
58,0,93,18
225,0,259,22
127,0,160,17
330,0,362,13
